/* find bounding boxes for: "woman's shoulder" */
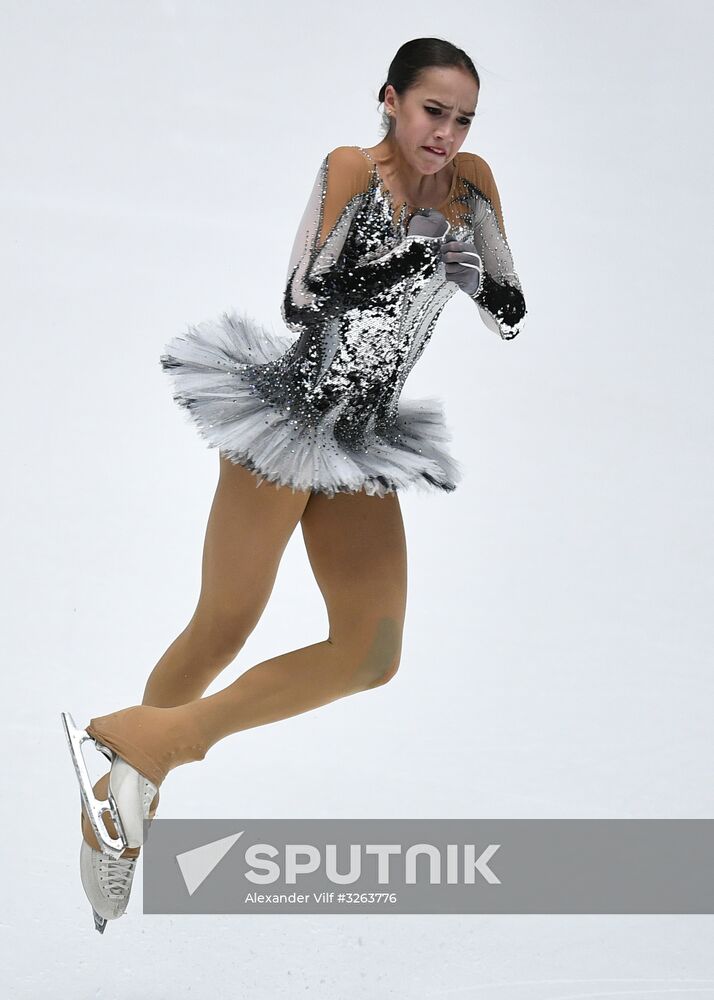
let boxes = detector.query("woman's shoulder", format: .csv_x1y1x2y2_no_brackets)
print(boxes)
313,147,373,243
456,150,506,233
313,146,374,207
456,150,497,193
327,144,371,163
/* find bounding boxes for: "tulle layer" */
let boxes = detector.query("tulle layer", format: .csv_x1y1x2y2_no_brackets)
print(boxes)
159,309,462,498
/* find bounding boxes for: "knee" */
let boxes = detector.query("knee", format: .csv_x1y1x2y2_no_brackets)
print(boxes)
340,616,404,691
364,652,401,688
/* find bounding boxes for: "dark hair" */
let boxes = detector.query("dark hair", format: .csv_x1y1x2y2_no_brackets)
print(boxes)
377,38,480,137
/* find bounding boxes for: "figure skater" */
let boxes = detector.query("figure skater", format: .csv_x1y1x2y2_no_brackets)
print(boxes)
61,36,527,933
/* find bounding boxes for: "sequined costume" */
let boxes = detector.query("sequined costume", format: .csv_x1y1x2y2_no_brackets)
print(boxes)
160,145,526,497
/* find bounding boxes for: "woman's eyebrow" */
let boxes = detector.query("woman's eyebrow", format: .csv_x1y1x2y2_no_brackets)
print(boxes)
425,99,476,117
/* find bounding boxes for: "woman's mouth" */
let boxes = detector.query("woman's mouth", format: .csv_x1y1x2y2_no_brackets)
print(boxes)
423,146,446,157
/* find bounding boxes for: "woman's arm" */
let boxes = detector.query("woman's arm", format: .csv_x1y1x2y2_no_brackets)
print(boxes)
465,156,527,340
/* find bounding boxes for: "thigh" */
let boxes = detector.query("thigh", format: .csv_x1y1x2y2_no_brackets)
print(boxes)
190,454,312,638
299,489,408,648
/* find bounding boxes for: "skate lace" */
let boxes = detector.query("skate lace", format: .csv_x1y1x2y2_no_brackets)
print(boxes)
99,855,136,896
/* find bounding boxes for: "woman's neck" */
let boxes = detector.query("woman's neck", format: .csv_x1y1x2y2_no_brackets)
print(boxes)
366,136,454,208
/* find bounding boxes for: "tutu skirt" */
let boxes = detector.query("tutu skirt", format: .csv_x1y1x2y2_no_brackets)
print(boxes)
160,309,462,498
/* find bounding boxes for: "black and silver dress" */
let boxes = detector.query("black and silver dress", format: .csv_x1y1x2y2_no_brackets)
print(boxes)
159,145,526,497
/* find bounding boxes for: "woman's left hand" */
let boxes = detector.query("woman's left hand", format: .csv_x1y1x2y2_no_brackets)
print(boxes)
440,234,483,297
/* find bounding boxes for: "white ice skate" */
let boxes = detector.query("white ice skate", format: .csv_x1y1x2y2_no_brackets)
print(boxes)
62,710,159,931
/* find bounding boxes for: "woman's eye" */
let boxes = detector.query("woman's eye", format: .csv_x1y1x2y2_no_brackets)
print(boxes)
424,106,471,127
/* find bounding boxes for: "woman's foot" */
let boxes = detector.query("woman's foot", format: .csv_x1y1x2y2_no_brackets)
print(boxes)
85,703,210,789
62,710,159,857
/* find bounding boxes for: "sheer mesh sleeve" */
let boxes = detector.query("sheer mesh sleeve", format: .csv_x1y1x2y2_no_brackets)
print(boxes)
467,156,527,341
282,146,442,327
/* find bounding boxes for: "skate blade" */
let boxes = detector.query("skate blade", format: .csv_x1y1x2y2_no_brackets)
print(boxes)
92,908,108,934
60,711,128,860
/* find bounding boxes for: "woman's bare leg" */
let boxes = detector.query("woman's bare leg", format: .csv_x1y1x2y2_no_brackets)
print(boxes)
84,482,409,789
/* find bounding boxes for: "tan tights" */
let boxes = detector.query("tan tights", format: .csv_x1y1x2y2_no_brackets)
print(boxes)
81,454,408,851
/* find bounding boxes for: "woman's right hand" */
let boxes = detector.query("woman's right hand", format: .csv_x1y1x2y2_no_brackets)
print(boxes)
407,209,449,239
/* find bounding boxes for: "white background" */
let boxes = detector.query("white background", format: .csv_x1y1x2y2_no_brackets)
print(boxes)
2,0,713,997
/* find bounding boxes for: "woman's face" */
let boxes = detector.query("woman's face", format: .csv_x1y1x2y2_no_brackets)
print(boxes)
384,66,478,174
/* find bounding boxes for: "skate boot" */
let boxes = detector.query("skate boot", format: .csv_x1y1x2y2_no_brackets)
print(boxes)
79,824,139,933
77,764,160,933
